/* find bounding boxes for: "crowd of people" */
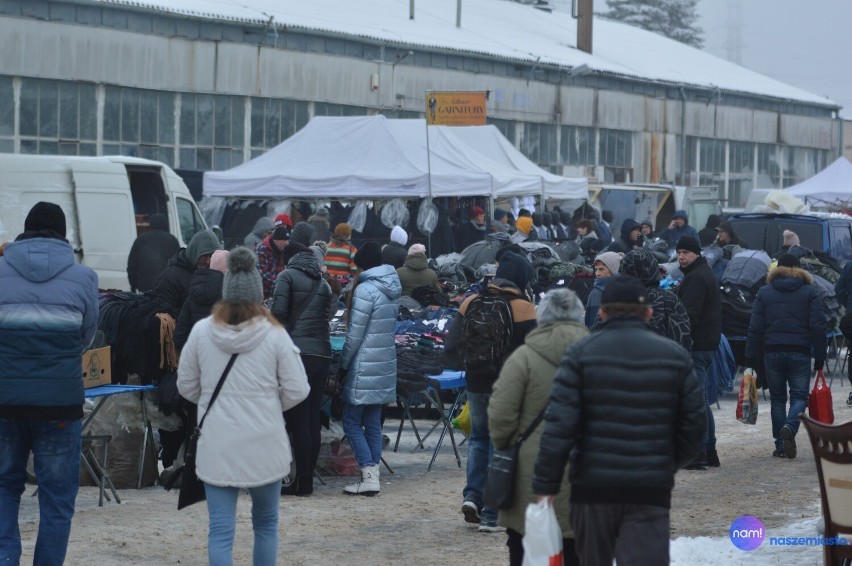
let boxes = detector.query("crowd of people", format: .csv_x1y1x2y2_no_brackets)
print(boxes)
1,198,848,566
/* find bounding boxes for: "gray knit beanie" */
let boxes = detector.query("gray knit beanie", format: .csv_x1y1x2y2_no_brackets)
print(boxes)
222,247,263,304
290,222,314,248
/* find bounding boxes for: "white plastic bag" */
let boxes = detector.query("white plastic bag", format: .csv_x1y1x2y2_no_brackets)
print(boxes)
522,499,563,566
417,199,439,235
347,201,369,233
380,198,410,229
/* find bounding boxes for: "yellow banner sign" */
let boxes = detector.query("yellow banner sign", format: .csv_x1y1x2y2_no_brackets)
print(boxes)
426,91,487,126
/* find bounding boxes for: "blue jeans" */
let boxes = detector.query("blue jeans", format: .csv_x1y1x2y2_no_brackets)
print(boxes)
0,418,82,566
764,352,810,451
691,351,715,453
463,392,496,524
204,480,282,566
342,403,383,468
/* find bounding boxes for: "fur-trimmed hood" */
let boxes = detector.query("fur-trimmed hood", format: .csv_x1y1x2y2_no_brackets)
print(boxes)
767,265,813,285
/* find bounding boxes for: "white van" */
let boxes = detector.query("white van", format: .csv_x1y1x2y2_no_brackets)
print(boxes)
0,154,207,290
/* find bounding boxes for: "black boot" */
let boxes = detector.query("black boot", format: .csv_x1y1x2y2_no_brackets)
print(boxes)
281,475,313,497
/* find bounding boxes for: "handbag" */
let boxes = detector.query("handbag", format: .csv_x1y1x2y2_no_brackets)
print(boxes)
171,353,239,510
808,369,834,424
325,366,347,397
735,368,758,425
483,408,546,511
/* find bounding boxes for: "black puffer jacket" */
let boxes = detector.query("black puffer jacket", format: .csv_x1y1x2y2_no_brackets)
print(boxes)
126,214,180,293
676,256,722,352
151,250,195,317
270,250,334,357
607,219,641,254
532,318,705,509
381,242,408,269
173,268,224,351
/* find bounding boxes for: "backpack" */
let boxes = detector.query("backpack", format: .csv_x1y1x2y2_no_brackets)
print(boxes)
720,283,757,337
461,293,514,376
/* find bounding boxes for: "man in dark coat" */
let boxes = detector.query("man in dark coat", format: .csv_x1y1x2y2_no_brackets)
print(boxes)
533,276,705,566
151,229,222,317
445,252,537,532
698,214,721,247
746,254,826,459
607,219,642,254
620,248,692,350
658,210,700,251
127,213,179,293
674,236,722,470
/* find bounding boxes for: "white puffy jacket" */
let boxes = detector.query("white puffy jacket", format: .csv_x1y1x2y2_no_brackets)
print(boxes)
178,315,310,488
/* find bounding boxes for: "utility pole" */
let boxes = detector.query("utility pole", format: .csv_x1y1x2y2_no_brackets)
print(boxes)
726,0,743,64
576,0,593,54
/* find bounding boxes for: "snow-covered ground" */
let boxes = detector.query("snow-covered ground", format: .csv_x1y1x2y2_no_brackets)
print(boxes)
672,517,828,565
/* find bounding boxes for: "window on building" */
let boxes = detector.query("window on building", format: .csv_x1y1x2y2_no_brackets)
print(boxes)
598,128,633,182
249,97,310,152
103,86,174,163
179,93,245,170
0,76,13,141
520,122,557,166
782,146,829,187
488,118,516,146
757,143,781,188
698,137,725,190
560,125,595,166
19,78,97,156
728,141,755,208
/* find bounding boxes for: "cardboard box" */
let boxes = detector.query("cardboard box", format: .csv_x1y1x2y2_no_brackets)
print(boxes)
82,346,112,389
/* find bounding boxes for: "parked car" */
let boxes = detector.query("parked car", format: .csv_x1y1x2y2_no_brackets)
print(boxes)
725,213,852,263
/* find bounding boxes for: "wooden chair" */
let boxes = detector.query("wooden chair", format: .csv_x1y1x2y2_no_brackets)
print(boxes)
800,414,852,565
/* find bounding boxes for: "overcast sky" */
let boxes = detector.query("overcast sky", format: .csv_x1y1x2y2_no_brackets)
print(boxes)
697,0,852,117
560,0,852,117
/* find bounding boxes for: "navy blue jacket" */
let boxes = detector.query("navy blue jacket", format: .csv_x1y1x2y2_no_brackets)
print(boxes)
835,261,852,312
0,236,99,419
746,266,826,362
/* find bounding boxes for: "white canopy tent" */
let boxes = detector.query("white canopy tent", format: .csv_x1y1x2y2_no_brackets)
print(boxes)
203,115,587,201
787,157,852,206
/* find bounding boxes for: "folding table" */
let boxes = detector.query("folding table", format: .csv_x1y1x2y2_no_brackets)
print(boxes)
84,385,157,493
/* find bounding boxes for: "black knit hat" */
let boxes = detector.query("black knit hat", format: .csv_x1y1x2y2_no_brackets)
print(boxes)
271,225,291,242
354,242,382,271
290,222,314,248
25,202,66,238
601,276,649,306
676,236,701,255
777,253,801,268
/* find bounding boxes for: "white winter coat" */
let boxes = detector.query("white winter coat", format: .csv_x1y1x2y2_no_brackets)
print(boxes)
177,315,310,488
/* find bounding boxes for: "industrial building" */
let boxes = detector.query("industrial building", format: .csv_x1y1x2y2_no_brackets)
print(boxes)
0,0,843,208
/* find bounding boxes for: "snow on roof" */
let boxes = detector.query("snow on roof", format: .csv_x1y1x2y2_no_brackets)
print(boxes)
90,0,837,108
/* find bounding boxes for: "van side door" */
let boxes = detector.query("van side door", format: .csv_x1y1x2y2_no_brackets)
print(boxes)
175,196,206,246
70,162,136,289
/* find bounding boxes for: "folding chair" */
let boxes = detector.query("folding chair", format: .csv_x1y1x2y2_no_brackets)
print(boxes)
800,415,852,565
393,370,467,471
